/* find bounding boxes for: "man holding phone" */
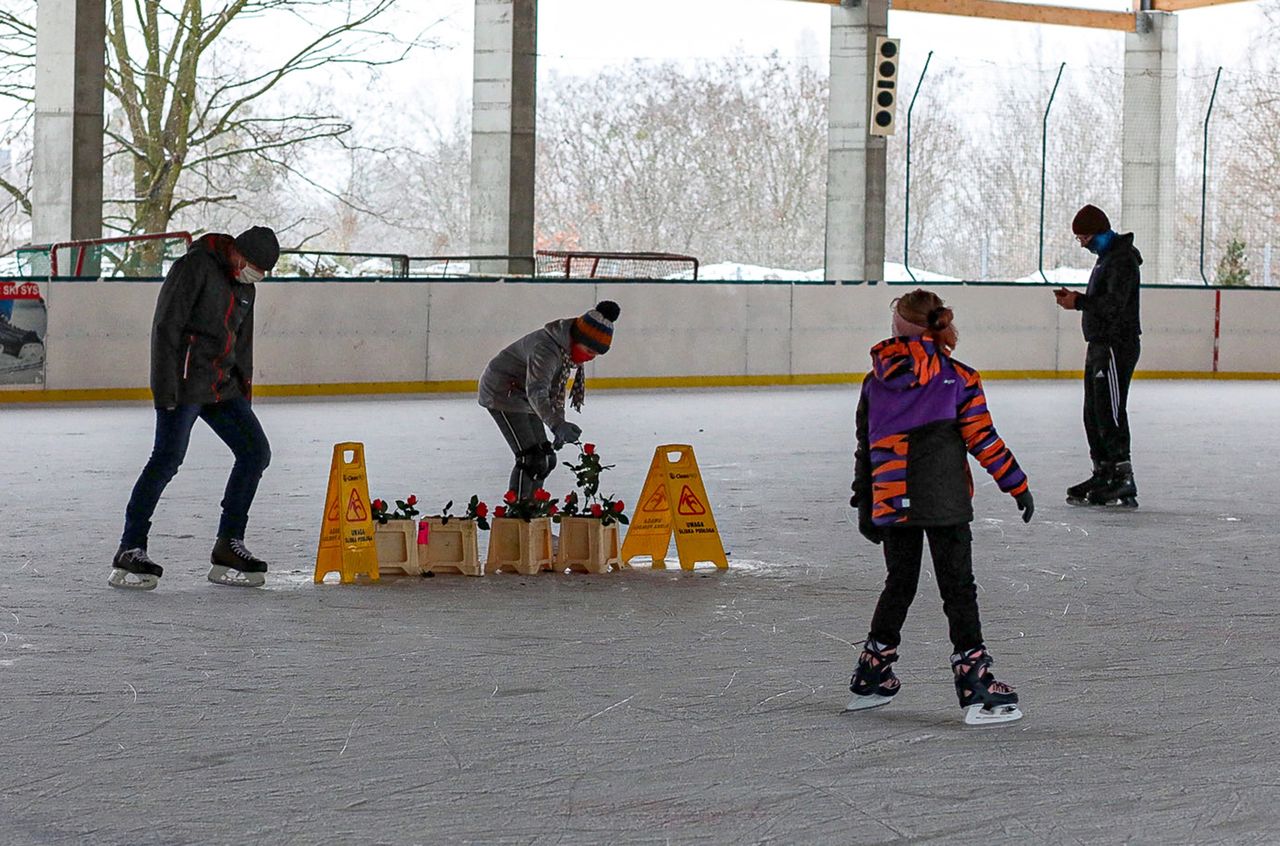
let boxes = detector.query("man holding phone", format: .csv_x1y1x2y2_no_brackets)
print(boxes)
1054,204,1143,508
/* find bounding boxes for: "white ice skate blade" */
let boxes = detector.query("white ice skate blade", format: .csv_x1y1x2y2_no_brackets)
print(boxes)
207,565,265,588
108,568,158,591
963,703,1023,726
844,693,894,712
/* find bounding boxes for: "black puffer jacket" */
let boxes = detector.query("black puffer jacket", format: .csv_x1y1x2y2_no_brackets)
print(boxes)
150,234,256,407
1076,232,1142,344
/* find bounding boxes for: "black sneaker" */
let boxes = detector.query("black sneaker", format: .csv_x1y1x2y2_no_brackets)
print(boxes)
109,546,163,590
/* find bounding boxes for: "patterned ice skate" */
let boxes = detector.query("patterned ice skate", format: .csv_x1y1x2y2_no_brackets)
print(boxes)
952,646,1022,726
844,643,901,712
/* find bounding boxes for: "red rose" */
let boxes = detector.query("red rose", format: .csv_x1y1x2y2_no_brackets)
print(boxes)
494,506,507,518
533,488,550,501
590,503,603,517
613,500,625,512
549,504,559,515
504,490,517,504
373,499,385,510
583,443,596,455
406,495,417,506
476,502,489,518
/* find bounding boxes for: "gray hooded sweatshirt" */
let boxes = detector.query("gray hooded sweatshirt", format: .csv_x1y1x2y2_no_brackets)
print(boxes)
477,318,574,427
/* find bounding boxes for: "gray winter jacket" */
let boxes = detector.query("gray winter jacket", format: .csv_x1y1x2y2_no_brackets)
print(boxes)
477,319,574,427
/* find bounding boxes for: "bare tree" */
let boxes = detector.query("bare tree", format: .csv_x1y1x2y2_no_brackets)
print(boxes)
538,54,829,270
102,0,434,240
0,0,35,239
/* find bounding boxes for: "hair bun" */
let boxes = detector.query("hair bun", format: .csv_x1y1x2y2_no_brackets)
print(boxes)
595,300,621,321
926,307,951,331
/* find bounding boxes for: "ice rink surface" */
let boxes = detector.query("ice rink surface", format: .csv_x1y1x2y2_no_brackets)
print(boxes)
2,381,1278,845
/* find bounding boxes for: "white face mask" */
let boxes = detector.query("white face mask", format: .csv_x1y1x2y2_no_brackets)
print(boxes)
239,265,265,285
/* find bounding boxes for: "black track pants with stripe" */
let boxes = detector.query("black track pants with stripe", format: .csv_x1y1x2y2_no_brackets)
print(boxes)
1083,340,1140,466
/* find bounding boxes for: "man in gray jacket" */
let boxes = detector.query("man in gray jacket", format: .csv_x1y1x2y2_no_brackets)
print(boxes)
479,300,621,498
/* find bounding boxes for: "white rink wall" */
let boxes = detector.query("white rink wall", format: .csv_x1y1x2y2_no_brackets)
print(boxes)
34,280,1280,393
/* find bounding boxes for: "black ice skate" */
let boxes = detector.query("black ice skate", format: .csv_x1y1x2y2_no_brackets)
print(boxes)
1087,461,1139,508
952,646,1022,726
1066,462,1108,505
208,537,268,587
845,642,901,712
109,546,163,591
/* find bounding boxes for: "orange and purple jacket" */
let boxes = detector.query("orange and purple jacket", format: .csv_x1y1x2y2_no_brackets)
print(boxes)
853,336,1028,527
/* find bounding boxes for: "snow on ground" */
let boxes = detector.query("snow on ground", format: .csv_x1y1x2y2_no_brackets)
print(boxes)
3,382,1279,843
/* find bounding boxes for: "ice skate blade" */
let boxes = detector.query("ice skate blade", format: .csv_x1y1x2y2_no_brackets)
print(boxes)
963,703,1022,726
1088,498,1138,509
207,564,265,588
108,568,158,591
844,693,894,712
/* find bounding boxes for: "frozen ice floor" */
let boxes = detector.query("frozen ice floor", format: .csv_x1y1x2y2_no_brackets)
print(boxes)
2,381,1278,845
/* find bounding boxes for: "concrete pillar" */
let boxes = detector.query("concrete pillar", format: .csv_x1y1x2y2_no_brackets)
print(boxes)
31,0,105,245
824,0,888,282
1121,11,1177,285
470,0,537,276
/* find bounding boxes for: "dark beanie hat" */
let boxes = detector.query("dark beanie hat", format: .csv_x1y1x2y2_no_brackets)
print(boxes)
570,300,621,354
1071,205,1111,237
235,226,280,271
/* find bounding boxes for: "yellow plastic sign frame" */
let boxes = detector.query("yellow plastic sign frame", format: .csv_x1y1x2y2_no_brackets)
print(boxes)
620,444,728,571
314,442,380,584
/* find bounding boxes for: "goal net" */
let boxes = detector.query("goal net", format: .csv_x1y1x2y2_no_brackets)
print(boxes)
535,250,699,280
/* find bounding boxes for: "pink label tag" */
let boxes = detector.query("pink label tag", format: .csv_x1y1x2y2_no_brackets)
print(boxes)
417,521,430,545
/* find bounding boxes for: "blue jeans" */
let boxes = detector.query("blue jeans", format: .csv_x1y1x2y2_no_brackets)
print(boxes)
121,398,271,548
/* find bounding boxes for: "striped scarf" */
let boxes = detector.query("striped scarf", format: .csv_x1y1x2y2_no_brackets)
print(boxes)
555,351,588,413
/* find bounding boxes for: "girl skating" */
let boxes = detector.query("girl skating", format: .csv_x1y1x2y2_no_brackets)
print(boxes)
847,289,1034,725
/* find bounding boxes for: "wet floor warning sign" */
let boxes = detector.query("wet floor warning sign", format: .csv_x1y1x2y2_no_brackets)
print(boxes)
314,442,380,584
620,444,727,571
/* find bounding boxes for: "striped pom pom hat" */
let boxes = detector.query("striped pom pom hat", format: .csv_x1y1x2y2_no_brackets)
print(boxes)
571,300,621,354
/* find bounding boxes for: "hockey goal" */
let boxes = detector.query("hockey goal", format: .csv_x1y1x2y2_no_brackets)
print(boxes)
535,250,699,281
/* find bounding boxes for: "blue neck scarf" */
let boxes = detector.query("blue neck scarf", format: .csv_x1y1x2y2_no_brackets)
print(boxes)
1087,230,1117,255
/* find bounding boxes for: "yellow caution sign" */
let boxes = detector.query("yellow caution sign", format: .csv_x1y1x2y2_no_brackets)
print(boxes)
621,444,728,571
314,442,380,584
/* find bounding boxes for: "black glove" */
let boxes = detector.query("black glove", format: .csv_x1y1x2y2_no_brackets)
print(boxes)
551,420,582,450
1015,489,1035,523
851,487,882,545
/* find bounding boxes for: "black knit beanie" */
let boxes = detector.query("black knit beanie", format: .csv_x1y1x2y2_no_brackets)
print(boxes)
234,226,280,271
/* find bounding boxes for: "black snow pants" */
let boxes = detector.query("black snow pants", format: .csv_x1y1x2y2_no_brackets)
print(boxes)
868,524,983,653
1083,339,1140,466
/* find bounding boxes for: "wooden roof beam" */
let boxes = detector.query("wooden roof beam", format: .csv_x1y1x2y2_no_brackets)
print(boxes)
791,0,1138,32
1149,0,1258,11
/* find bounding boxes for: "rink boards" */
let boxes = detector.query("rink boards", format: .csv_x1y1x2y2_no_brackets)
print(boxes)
15,280,1280,397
